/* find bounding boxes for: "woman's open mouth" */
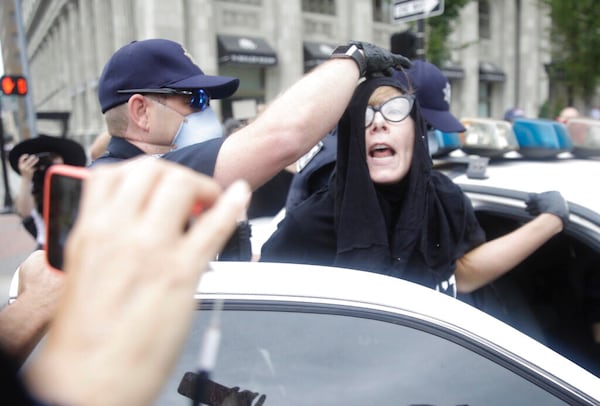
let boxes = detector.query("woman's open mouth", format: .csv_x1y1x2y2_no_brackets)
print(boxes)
369,144,396,158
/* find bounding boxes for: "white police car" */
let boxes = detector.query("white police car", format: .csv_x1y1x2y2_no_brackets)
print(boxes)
156,261,600,405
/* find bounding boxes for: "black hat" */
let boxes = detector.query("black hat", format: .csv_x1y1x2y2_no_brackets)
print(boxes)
9,134,87,174
98,39,240,113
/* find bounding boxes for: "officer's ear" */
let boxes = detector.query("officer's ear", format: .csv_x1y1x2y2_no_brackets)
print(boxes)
127,94,152,131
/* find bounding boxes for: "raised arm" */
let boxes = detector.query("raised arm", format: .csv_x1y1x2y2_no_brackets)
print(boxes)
14,154,38,218
214,42,411,190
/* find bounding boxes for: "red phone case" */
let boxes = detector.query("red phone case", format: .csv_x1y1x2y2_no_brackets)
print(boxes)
43,164,89,272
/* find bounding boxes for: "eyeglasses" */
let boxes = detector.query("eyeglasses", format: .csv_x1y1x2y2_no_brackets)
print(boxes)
365,95,414,128
117,88,211,111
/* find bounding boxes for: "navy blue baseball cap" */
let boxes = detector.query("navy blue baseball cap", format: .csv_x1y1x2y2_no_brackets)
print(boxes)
98,39,240,113
393,60,465,133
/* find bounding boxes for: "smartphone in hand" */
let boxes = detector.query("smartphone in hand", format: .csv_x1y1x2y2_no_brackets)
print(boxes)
43,164,88,272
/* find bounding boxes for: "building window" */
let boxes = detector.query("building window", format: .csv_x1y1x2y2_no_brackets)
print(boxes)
478,82,492,117
302,0,336,15
218,65,265,121
478,0,491,40
373,0,391,23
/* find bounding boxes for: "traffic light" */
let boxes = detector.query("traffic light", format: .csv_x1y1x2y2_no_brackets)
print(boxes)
1,75,28,96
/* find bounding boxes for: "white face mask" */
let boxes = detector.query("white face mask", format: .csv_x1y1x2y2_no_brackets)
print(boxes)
171,106,223,149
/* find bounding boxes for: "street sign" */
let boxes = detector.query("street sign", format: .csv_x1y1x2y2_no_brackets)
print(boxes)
392,0,444,24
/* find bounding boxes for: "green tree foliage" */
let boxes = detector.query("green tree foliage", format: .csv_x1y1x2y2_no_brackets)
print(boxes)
542,0,600,103
425,0,470,65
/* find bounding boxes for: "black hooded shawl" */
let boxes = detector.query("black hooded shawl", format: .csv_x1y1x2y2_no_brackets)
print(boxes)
261,76,485,291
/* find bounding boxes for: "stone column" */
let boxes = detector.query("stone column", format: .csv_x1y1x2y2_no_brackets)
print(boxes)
456,1,479,119
269,0,303,98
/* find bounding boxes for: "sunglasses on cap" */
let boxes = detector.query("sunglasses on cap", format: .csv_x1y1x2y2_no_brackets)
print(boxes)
365,95,415,128
117,88,210,111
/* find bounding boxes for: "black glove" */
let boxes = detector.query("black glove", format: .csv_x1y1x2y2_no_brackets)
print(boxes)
525,191,569,226
349,40,412,77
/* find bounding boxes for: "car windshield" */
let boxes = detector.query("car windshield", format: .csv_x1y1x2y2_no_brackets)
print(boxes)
157,305,569,405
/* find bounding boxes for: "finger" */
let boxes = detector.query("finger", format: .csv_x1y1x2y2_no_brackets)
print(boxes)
19,154,37,169
394,54,412,68
141,163,223,237
76,164,126,224
108,158,171,218
80,158,164,224
183,180,251,269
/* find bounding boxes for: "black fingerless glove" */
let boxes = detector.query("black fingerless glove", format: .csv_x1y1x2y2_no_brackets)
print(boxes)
525,191,569,226
348,40,412,76
219,221,252,261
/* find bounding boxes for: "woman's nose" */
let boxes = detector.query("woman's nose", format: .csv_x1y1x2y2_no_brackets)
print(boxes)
371,111,387,128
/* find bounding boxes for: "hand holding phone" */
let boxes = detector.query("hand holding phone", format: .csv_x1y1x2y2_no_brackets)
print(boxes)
28,159,251,406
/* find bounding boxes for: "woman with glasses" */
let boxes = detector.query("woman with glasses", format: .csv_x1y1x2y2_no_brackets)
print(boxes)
260,75,568,297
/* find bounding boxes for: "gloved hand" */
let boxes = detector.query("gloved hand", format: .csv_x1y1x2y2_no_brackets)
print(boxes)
525,191,569,226
349,40,412,77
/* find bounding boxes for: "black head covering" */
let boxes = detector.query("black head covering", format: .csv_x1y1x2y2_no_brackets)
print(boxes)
8,134,87,174
332,75,485,289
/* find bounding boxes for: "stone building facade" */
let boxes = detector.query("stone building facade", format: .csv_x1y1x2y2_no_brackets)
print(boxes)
3,0,552,148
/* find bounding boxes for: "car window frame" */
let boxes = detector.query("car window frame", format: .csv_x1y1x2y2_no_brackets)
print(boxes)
189,297,597,405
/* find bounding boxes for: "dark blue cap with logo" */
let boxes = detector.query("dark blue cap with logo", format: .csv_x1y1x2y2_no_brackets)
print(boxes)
393,60,465,133
98,39,240,113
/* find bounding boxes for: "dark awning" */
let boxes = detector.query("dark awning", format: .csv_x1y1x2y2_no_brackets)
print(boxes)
36,112,71,137
217,34,277,66
303,41,336,72
479,61,506,82
440,61,464,80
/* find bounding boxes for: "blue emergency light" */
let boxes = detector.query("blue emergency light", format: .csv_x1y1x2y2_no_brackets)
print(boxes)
428,130,461,158
512,118,573,158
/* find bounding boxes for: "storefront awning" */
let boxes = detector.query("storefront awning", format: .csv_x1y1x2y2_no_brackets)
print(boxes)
303,41,336,72
217,35,277,67
440,61,464,80
479,61,506,82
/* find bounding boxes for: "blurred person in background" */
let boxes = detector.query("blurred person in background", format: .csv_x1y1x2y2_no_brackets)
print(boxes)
223,117,244,136
503,107,525,123
88,131,111,161
556,106,580,124
8,135,87,249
